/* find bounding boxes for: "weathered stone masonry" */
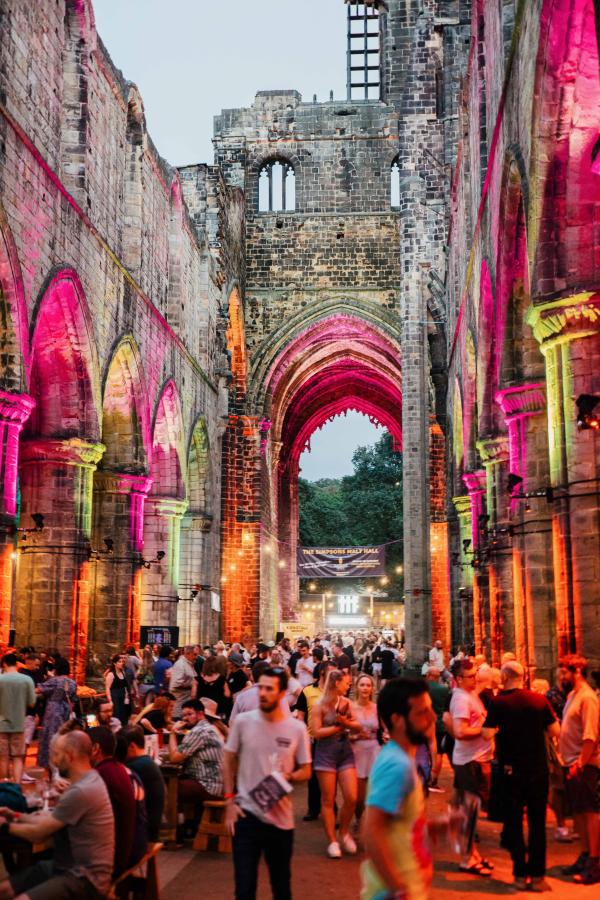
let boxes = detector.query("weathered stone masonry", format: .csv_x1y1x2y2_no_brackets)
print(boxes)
0,0,232,676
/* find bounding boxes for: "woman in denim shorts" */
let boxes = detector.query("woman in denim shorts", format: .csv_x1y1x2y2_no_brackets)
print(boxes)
312,669,362,859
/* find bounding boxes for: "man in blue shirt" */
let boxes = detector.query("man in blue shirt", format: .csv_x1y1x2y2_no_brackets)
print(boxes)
362,677,450,900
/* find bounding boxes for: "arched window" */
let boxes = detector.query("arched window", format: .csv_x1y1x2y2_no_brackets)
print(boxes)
390,158,400,207
258,160,295,212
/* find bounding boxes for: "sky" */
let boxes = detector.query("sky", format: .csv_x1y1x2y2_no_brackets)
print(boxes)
93,0,348,165
299,412,384,481
93,1,384,479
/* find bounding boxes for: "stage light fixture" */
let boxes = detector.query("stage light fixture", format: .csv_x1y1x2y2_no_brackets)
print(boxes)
576,394,600,430
31,513,45,530
507,473,523,494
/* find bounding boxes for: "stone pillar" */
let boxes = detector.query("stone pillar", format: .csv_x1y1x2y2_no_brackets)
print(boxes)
496,384,556,678
178,513,213,646
221,415,262,642
463,470,487,656
527,293,600,665
277,454,299,624
142,496,188,630
429,423,451,649
90,472,152,664
16,438,105,681
451,494,474,650
0,391,35,644
477,436,511,663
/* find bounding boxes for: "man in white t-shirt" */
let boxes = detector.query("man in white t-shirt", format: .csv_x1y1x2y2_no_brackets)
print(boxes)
446,657,494,876
224,667,311,899
295,642,315,688
429,640,445,671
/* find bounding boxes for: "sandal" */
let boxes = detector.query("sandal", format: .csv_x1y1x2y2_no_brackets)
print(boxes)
459,861,493,876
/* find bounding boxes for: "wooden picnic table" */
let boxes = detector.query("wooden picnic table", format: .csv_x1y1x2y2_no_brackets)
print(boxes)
158,761,181,850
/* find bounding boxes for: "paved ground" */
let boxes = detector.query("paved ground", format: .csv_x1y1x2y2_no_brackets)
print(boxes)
159,764,598,899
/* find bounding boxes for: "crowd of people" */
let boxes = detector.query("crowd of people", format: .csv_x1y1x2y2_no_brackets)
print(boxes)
0,634,598,898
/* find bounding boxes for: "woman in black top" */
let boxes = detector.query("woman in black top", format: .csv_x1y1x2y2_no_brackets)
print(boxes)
104,653,132,726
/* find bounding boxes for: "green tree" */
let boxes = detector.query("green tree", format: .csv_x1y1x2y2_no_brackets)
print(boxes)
298,432,403,598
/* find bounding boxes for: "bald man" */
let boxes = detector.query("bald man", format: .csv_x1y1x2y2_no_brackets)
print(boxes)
0,730,115,899
483,661,559,891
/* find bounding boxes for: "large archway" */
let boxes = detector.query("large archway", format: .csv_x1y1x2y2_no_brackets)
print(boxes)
266,314,403,625
17,268,102,680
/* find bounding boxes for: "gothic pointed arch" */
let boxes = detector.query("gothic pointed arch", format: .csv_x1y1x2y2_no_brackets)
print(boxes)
27,268,101,440
187,416,212,516
531,0,600,297
100,335,150,474
0,203,29,392
226,287,248,399
150,380,186,499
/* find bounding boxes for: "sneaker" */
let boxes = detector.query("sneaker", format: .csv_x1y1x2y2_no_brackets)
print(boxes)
562,852,588,876
511,877,528,891
327,841,342,859
303,814,319,822
554,826,573,843
20,772,37,783
529,878,552,892
429,784,445,793
340,833,357,855
573,859,600,885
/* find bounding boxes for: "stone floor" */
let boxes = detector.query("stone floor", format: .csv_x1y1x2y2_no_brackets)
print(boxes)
159,764,598,899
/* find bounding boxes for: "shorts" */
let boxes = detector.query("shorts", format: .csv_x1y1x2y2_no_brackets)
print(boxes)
565,764,599,814
0,732,25,758
314,738,356,773
454,760,491,810
10,861,103,900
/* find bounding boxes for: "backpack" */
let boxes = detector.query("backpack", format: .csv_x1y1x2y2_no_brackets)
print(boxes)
0,782,28,813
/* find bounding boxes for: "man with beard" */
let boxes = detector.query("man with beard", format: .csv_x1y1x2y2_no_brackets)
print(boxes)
362,677,453,900
0,730,114,899
558,654,600,885
224,667,312,900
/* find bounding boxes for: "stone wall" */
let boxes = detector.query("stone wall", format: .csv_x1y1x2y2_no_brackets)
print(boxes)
0,0,227,673
445,0,600,673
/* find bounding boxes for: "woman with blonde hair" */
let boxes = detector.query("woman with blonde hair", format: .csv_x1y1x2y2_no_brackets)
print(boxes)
312,668,362,858
350,673,380,823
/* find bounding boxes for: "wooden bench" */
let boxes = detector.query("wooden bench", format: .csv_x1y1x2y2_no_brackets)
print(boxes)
193,801,232,853
107,841,163,900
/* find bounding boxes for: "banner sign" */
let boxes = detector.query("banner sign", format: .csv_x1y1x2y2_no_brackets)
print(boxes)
140,625,180,648
297,545,385,578
280,622,308,639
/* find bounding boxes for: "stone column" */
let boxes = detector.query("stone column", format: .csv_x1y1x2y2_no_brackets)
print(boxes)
463,470,487,655
16,438,105,681
221,415,262,643
0,391,35,644
430,423,451,649
142,496,188,630
477,436,511,663
496,383,556,677
178,513,213,645
90,472,152,664
527,293,600,665
451,495,474,650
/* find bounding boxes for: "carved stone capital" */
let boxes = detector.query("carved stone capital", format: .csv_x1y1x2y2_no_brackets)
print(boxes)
0,391,35,426
476,436,509,466
19,438,105,469
145,496,189,519
452,495,472,518
463,470,486,495
526,292,600,350
94,471,153,496
495,383,546,420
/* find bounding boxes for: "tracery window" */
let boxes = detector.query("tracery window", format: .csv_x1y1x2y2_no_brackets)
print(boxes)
258,160,296,212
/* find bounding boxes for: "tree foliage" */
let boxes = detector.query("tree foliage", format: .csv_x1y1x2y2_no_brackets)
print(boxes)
298,433,403,595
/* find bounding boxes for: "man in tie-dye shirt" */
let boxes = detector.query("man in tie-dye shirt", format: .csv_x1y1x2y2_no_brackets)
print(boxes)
362,678,446,900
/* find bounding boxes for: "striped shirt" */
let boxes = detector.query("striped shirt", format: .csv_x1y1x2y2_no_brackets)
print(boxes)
179,719,224,796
